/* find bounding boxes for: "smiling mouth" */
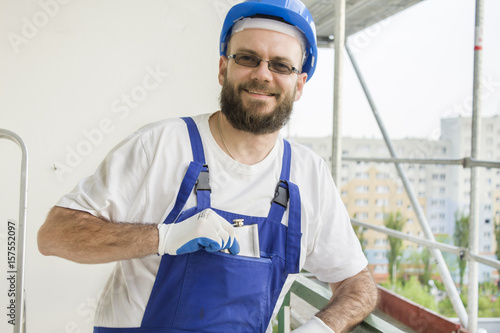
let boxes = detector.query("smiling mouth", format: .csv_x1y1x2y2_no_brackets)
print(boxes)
245,89,276,97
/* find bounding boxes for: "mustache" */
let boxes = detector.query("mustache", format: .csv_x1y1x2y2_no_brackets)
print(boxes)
237,82,281,96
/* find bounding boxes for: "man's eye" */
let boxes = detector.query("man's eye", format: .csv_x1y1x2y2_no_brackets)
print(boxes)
272,62,291,72
238,55,256,62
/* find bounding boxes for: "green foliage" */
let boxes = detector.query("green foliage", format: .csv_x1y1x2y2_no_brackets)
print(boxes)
352,223,366,253
395,276,437,311
384,211,405,284
389,279,500,319
453,210,469,289
495,217,500,260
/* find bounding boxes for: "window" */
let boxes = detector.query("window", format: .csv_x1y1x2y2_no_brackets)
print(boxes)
355,185,369,193
376,186,389,193
355,199,369,206
376,199,389,207
407,218,413,224
375,212,386,220
374,239,387,247
355,172,369,179
376,172,389,180
355,212,369,219
374,265,388,274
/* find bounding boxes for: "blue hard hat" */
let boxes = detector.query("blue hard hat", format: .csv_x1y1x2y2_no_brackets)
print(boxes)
220,0,318,81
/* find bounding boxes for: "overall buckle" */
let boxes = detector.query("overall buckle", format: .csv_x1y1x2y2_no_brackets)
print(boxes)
195,165,211,192
272,180,288,208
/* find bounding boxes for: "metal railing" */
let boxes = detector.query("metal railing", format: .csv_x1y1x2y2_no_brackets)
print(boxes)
350,218,500,272
1,129,28,333
277,274,406,333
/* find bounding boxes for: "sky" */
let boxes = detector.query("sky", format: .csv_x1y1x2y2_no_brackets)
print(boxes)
288,0,500,140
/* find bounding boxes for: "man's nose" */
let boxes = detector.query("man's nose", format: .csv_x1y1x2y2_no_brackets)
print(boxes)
250,60,273,82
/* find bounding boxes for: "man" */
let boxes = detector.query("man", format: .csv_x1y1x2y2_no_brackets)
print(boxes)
38,0,378,332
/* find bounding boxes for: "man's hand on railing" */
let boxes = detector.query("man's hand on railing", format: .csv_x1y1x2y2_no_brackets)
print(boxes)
292,316,335,332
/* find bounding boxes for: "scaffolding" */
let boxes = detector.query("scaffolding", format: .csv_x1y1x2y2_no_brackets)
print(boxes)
329,0,493,332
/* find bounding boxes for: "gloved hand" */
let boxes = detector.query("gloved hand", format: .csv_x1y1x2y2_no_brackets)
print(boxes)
292,316,335,332
157,208,240,255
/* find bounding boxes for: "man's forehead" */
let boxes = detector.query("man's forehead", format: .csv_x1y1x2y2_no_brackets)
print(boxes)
229,29,303,64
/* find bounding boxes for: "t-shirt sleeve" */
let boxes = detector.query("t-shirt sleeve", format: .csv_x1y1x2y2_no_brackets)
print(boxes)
56,131,151,222
301,158,368,283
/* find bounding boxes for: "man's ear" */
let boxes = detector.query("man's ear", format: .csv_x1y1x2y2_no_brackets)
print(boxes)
294,73,308,101
218,56,228,86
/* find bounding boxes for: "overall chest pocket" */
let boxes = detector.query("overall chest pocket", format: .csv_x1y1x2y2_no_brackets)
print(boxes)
172,251,273,333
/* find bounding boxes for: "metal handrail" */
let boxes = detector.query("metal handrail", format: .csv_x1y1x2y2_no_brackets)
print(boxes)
277,274,406,333
342,156,500,169
351,219,500,271
0,129,28,333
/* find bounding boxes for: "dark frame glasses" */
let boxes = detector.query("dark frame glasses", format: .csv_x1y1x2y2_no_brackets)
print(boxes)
228,53,300,75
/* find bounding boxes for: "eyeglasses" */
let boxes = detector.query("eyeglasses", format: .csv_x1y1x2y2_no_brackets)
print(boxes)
228,53,300,75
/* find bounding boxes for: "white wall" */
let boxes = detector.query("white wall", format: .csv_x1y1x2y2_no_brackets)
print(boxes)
0,0,239,331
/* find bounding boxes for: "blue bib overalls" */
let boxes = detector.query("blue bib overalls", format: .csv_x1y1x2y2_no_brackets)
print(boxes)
95,117,302,333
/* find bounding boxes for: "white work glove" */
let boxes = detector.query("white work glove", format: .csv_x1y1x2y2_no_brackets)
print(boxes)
292,316,335,333
157,208,240,255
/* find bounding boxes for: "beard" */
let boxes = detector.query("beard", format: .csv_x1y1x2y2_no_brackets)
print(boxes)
219,76,297,135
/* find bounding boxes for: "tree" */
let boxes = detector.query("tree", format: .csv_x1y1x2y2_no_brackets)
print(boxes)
453,210,469,290
384,211,405,284
495,217,500,260
352,216,366,253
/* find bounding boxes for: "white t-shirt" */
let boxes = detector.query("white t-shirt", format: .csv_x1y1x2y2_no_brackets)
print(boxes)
57,113,368,329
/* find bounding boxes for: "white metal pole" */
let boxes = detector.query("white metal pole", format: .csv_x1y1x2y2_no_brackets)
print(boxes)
332,0,346,185
0,129,28,333
468,0,484,331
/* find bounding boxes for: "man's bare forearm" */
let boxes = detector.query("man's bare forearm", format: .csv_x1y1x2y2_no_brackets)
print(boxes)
38,206,159,264
316,268,379,333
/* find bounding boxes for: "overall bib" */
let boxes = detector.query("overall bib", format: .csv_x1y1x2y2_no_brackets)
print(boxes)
95,117,302,333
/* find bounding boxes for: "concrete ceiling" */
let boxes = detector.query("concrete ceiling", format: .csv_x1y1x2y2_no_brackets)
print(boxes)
302,0,424,45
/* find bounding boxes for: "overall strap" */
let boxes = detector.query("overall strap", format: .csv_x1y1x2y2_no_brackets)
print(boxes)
267,140,292,223
267,140,302,274
162,118,211,224
181,117,211,210
181,117,206,163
